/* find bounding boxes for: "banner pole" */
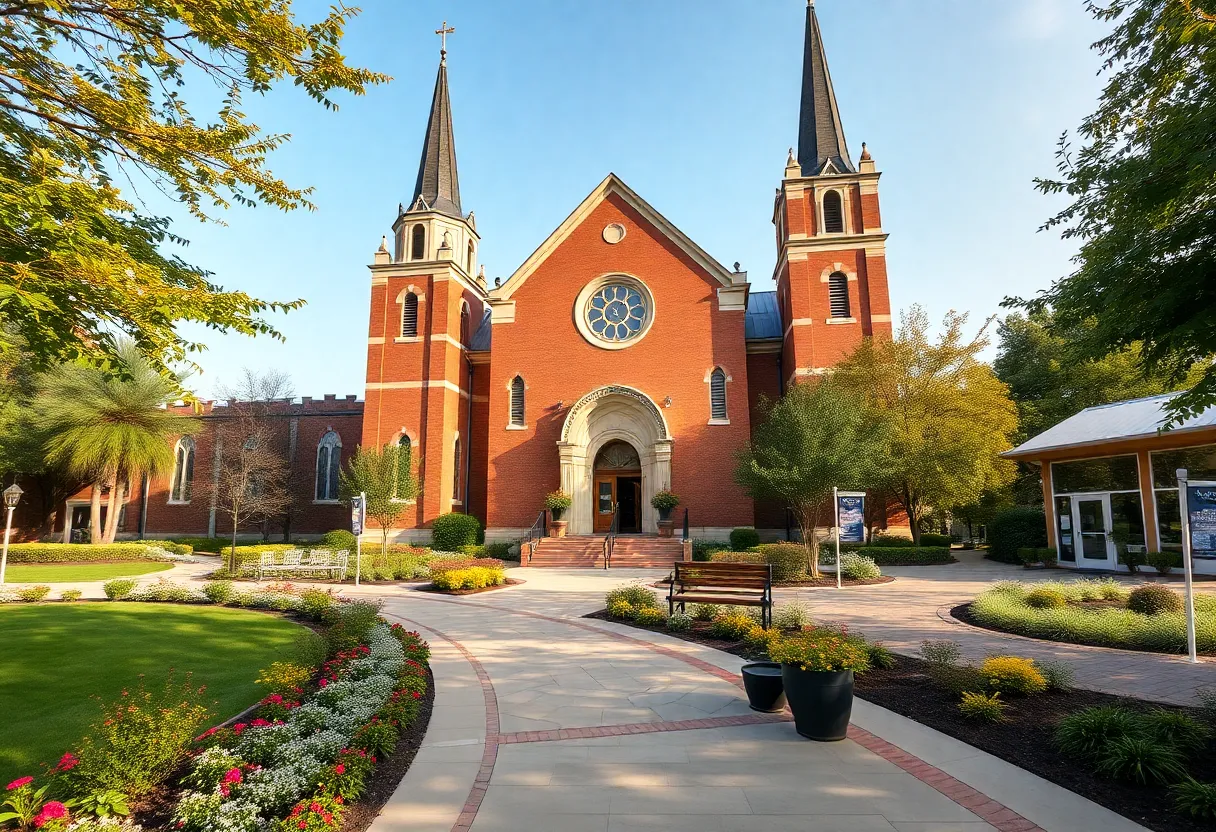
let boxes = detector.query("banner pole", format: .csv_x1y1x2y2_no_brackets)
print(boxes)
1178,469,1198,663
834,486,842,589
355,491,366,588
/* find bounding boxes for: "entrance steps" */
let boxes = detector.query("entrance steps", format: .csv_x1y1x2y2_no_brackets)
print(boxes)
528,535,686,568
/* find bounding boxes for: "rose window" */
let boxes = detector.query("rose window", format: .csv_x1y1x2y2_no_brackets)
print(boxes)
586,284,647,343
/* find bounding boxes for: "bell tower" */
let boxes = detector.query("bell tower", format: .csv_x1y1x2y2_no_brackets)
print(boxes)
774,0,893,388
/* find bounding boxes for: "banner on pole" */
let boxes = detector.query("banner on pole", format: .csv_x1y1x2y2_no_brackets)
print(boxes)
837,491,866,545
350,495,365,536
1187,482,1216,558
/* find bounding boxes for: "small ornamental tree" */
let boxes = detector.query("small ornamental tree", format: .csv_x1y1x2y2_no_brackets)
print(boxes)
340,443,415,554
734,380,888,578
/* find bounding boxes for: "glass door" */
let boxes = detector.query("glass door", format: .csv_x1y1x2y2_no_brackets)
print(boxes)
593,475,616,533
1072,495,1115,568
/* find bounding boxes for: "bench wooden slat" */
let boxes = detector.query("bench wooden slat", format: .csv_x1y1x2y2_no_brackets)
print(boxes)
671,594,766,607
669,560,772,627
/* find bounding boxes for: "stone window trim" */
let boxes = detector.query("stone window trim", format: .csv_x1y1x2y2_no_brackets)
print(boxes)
314,429,342,503
410,223,426,261
168,436,196,504
705,366,732,425
397,285,425,339
507,374,528,430
451,431,462,505
816,187,853,236
573,273,656,351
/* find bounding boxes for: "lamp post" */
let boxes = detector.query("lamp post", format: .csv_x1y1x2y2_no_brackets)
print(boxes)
1,483,23,586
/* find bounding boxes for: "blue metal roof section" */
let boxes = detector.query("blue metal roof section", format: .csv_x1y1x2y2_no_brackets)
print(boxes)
469,309,492,351
1007,392,1216,456
745,291,783,340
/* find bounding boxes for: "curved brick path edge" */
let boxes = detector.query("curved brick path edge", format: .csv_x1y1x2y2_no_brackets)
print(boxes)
389,594,1049,832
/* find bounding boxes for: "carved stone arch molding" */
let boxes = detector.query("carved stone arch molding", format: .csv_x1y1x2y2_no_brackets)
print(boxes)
557,385,673,534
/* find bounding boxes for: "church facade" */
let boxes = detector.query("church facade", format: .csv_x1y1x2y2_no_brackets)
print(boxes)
361,2,894,543
30,4,897,545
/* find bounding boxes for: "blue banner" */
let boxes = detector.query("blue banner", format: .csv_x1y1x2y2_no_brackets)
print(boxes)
837,493,866,544
351,495,365,536
1188,484,1216,557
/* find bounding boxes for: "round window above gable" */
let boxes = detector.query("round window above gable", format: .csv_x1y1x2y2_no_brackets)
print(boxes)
573,275,655,350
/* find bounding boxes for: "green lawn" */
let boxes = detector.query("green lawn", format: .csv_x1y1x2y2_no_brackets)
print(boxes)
4,562,173,583
0,603,318,786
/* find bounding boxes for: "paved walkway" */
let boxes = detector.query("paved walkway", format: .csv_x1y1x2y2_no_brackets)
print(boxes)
362,582,1146,832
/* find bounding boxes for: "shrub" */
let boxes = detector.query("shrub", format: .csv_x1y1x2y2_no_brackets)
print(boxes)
607,600,636,620
169,537,228,554
919,640,962,666
256,661,313,696
432,566,504,590
605,584,659,610
729,528,761,551
691,540,729,562
769,629,871,672
773,600,811,630
544,490,572,512
431,512,482,551
744,625,783,654
918,533,952,548
872,535,916,547
1095,735,1187,785
16,585,50,602
709,613,756,640
323,601,382,652
1173,778,1216,820
482,542,513,560
67,673,210,798
1025,587,1067,609
1198,687,1216,724
103,578,137,600
691,602,720,621
1119,548,1147,573
980,656,1047,696
1142,708,1211,757
839,553,881,581
987,507,1048,564
708,551,765,564
1147,550,1183,575
667,611,693,632
1127,584,1183,615
60,589,82,602
853,546,954,565
651,489,680,511
1056,706,1138,758
320,530,357,551
2,543,173,564
634,607,668,626
959,691,1006,722
928,663,987,696
1018,547,1042,566
352,720,399,758
201,580,234,605
867,642,896,670
757,543,807,582
1038,660,1075,691
299,588,337,620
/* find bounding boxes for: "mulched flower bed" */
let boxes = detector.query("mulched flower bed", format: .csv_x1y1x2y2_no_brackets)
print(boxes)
650,576,894,590
415,578,524,596
592,610,1216,832
340,666,436,832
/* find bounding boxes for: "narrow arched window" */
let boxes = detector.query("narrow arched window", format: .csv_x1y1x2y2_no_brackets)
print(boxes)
396,434,412,500
452,436,462,502
402,292,418,337
411,224,425,260
710,368,727,420
510,376,525,426
828,273,850,318
459,302,470,346
315,430,342,501
823,190,844,234
169,437,195,502
466,240,475,274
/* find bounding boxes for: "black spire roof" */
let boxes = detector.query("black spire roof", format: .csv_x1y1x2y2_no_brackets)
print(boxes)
407,57,462,219
797,1,855,176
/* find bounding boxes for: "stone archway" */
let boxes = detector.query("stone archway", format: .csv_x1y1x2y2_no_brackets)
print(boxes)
558,385,673,535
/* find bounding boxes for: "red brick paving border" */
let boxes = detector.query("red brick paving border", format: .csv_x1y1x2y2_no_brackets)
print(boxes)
394,596,1047,832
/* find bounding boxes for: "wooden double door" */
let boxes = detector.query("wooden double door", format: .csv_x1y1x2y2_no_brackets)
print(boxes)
594,472,642,533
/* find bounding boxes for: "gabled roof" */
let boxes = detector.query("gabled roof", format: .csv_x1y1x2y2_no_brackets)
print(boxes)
745,291,783,340
406,58,462,220
489,173,740,301
469,309,492,351
798,1,855,176
1004,392,1216,458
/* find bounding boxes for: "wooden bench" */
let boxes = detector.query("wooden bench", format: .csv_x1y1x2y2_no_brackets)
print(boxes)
668,561,773,628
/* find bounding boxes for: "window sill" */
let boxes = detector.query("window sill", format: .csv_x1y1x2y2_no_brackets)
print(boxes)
394,336,423,344
707,418,731,426
450,500,463,507
313,499,341,505
167,500,191,506
505,424,529,431
825,317,857,325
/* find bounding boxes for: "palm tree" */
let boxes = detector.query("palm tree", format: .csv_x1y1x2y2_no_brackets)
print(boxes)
35,345,194,543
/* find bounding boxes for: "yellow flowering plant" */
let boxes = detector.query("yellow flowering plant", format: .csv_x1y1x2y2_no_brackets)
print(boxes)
768,630,871,673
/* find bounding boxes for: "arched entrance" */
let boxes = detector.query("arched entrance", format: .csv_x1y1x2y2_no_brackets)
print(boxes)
558,385,673,535
593,441,642,533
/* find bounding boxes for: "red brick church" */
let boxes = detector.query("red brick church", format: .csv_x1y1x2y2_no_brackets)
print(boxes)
43,3,895,546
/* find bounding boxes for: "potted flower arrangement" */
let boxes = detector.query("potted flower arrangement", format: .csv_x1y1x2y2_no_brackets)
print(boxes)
768,629,870,741
545,490,572,538
651,489,680,522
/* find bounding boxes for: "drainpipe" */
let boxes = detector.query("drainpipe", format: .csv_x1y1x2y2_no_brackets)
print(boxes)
464,353,474,515
138,473,150,539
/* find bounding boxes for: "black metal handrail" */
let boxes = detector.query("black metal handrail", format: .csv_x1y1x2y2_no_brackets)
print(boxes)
523,510,546,565
682,507,690,542
603,504,619,570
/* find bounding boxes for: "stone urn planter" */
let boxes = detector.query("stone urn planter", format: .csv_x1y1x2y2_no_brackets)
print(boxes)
781,666,854,741
548,520,567,538
741,662,786,713
656,520,674,538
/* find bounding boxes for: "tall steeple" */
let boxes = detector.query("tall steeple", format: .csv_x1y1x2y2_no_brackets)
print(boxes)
797,0,855,176
408,23,462,220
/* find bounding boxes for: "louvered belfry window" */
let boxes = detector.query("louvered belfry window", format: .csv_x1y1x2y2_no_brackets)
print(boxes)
829,273,850,318
823,190,844,234
710,368,727,420
509,376,525,426
411,224,425,260
402,292,418,337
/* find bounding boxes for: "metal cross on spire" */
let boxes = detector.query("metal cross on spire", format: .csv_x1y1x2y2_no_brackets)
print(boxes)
436,20,455,64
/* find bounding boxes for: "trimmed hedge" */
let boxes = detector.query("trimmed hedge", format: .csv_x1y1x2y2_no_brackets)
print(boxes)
918,533,952,548
853,546,955,565
709,551,765,564
3,543,173,564
169,537,228,554
988,506,1048,564
692,539,729,562
729,528,761,551
872,535,917,547
431,512,482,551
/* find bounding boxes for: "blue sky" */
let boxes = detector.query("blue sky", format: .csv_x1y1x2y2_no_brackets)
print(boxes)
168,0,1110,399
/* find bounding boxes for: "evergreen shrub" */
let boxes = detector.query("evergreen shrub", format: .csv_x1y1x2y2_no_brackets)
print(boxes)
729,528,761,551
987,507,1048,564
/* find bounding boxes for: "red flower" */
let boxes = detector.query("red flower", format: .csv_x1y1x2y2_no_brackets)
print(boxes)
55,753,78,772
310,802,322,813
6,776,33,791
322,813,333,824
250,719,270,728
222,768,242,784
219,784,231,798
297,822,306,830
232,723,248,735
334,796,343,805
32,801,67,827
334,764,345,775
319,678,328,688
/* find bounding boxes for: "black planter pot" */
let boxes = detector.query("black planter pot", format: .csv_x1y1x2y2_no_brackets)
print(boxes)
741,662,786,713
550,507,565,522
780,666,854,741
656,506,673,522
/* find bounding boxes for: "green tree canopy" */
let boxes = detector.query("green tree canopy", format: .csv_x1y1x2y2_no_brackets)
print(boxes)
734,380,888,578
833,306,1018,542
340,443,416,553
0,1,387,378
1013,0,1216,426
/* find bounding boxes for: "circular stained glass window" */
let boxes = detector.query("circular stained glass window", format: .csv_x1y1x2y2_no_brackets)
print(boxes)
586,284,647,342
